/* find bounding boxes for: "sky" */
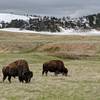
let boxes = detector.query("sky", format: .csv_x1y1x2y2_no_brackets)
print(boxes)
0,0,100,17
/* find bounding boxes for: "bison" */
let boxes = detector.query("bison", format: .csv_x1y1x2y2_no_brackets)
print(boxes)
2,59,33,83
42,60,68,76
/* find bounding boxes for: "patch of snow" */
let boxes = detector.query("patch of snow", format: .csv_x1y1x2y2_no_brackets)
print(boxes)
0,28,34,33
0,28,100,36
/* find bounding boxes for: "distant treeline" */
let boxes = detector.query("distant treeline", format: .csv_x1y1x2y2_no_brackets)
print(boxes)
1,13,100,32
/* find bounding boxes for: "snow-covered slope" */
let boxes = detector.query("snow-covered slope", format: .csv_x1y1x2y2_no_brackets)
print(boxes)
0,13,100,36
0,13,29,22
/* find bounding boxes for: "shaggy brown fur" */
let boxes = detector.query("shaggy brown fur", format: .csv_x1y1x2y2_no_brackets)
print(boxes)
42,60,68,76
2,59,33,83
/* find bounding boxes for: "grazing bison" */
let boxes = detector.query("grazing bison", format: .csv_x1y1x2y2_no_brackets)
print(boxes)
42,60,68,76
2,59,33,83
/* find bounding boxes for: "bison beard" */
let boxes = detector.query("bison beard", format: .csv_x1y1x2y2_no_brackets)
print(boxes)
42,60,68,76
2,59,33,83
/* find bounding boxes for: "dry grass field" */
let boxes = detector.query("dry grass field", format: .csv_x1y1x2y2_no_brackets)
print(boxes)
0,31,100,100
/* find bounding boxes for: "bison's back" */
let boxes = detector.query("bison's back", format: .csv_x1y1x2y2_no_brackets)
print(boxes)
2,59,29,77
43,60,65,72
49,60,65,71
15,59,29,71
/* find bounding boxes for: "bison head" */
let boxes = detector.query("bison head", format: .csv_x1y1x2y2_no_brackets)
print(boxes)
22,71,33,83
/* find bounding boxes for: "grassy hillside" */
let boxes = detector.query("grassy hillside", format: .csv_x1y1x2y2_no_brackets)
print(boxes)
0,31,100,100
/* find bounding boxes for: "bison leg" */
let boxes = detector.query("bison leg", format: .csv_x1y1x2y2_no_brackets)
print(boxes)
18,77,24,83
8,76,11,83
45,71,48,76
42,70,48,76
42,70,45,76
3,75,7,82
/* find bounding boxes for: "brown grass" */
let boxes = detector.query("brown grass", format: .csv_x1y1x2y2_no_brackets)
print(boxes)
0,31,100,59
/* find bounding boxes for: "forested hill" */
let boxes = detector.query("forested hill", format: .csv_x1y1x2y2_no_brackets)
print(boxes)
0,13,100,32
